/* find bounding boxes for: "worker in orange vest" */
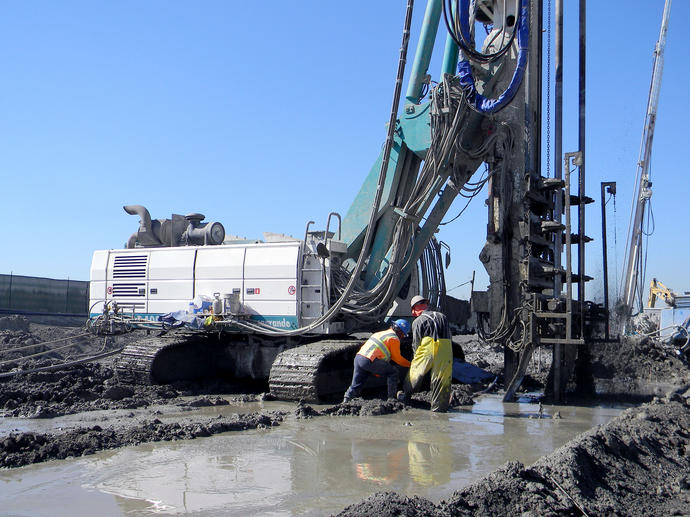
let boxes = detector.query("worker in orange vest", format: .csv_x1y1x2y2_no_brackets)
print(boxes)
343,319,411,403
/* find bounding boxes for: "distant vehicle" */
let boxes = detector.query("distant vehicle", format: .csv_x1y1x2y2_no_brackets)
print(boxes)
648,278,677,308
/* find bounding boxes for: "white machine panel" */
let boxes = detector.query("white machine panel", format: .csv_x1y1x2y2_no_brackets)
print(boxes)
90,241,303,327
243,244,300,324
195,246,245,301
88,250,109,314
90,250,108,282
147,248,196,314
244,244,299,278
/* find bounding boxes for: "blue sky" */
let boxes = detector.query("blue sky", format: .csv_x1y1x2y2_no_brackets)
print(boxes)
1,1,688,307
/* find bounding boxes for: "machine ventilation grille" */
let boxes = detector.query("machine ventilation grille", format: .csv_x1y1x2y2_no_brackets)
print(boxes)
113,255,148,279
112,283,146,297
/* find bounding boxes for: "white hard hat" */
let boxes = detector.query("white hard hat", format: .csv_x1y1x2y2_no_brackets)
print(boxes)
410,295,428,308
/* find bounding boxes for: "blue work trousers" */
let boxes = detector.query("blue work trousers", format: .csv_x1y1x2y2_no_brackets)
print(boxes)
344,354,399,400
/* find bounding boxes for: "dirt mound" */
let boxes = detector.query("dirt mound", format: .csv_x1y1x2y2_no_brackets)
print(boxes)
294,398,410,419
0,316,119,366
335,492,446,517
0,411,285,468
0,362,179,418
412,383,474,407
182,396,231,408
324,398,405,417
0,319,50,363
444,392,690,516
0,315,30,332
589,335,690,397
334,392,690,516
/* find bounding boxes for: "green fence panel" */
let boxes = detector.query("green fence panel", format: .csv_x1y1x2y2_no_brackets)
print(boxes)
0,274,89,315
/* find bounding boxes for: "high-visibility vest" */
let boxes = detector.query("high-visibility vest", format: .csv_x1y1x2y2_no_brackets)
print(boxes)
358,329,398,362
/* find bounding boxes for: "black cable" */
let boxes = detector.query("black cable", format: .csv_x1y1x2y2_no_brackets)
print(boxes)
439,192,474,225
604,192,613,206
641,199,656,236
638,199,655,311
443,0,518,64
420,81,430,101
447,279,472,292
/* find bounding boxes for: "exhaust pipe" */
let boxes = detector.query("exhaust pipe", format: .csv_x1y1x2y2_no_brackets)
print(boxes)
123,205,225,248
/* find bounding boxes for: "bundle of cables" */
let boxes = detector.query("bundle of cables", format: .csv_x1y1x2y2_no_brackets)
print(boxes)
443,0,530,114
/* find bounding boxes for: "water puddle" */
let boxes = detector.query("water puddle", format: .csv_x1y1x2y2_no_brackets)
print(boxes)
0,395,629,516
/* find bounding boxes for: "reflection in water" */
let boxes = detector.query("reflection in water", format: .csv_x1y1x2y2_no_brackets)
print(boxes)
406,430,452,487
0,395,627,517
348,429,452,489
352,438,406,486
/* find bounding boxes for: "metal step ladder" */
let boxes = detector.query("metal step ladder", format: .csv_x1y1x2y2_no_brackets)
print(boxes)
299,248,326,328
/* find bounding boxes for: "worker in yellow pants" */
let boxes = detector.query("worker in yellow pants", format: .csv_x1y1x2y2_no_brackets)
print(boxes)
399,295,453,412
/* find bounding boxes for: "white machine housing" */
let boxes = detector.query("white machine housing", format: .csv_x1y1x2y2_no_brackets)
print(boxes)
89,238,348,334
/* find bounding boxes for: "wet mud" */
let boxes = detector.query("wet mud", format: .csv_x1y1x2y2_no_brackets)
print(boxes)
0,317,480,469
589,334,690,397
2,316,690,517
0,411,284,469
455,335,552,391
335,392,690,517
295,384,475,419
0,362,179,418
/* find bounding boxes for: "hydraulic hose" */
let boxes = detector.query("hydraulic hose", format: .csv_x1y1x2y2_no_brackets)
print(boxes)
455,0,529,113
0,345,124,379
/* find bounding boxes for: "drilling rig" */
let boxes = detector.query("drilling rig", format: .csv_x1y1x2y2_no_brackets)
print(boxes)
89,0,598,402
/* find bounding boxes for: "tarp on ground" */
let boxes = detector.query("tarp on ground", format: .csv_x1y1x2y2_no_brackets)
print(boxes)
452,359,494,384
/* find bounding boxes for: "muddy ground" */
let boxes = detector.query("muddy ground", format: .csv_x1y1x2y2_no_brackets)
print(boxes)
335,332,690,516
589,334,690,393
1,314,689,516
458,333,552,390
336,392,690,517
0,315,476,469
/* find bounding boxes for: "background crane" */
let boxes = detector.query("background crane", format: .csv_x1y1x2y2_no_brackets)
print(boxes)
620,0,672,317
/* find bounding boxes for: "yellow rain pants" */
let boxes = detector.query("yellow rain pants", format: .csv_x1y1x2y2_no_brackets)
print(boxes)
404,336,452,412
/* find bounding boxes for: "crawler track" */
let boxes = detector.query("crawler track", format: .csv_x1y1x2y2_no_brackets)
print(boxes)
116,334,363,402
268,339,361,403
115,334,219,384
